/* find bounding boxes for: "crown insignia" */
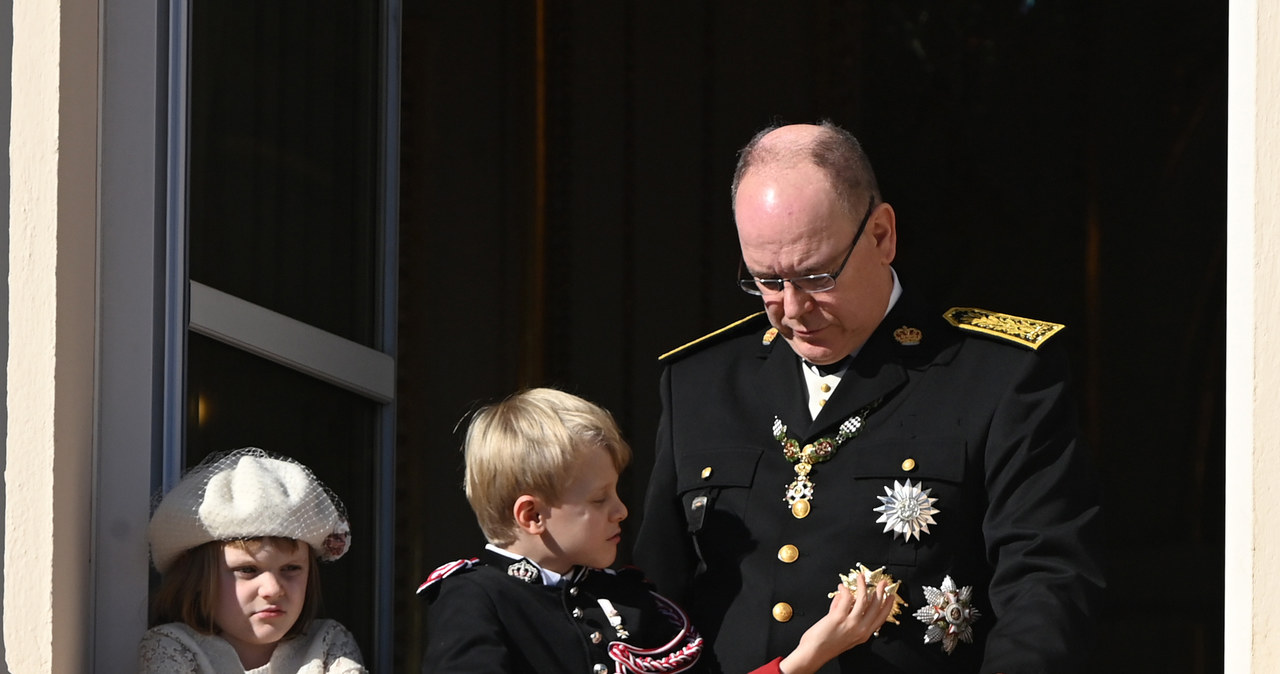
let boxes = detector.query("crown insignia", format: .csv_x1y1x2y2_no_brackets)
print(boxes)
893,326,922,346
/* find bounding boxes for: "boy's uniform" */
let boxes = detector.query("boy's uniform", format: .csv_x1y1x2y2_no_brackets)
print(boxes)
419,549,707,673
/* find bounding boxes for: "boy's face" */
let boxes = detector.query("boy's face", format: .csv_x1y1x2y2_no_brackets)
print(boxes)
213,539,310,666
537,444,628,573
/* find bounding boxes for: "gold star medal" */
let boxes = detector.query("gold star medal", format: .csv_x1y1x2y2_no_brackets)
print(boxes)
828,562,908,625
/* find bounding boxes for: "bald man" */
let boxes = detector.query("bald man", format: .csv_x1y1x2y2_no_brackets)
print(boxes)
635,122,1104,673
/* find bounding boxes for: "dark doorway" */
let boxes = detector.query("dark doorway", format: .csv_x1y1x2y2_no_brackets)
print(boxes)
397,2,1225,671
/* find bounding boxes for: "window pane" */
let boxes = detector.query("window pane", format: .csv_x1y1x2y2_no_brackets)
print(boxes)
185,332,377,658
187,1,381,346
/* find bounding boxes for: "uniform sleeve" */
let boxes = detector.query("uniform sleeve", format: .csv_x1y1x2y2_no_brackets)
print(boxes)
980,343,1106,672
422,577,515,674
634,366,700,604
138,627,201,673
747,656,785,674
321,621,368,673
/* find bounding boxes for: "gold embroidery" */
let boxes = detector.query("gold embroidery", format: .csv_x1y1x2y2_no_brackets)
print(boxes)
943,307,1064,350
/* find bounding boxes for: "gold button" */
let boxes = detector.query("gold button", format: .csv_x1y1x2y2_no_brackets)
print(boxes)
901,458,916,472
701,466,712,479
772,602,794,622
820,383,831,393
778,545,799,563
818,399,827,407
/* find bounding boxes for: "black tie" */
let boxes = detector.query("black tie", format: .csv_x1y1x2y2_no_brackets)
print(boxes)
809,357,850,376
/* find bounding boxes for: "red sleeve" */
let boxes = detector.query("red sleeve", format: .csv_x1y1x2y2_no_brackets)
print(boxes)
747,656,784,674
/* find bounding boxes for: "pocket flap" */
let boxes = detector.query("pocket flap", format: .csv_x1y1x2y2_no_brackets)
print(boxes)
676,447,764,493
850,439,965,482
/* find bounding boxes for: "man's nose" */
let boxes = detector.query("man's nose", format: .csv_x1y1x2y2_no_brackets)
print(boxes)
781,283,812,318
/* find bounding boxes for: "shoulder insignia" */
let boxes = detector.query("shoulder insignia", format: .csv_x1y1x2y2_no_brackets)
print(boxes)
659,312,770,362
417,557,480,595
943,307,1064,350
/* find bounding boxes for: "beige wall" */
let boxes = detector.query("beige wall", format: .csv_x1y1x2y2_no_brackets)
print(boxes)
5,0,99,671
1226,0,1279,672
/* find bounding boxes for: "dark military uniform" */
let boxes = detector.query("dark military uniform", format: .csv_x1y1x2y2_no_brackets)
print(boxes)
634,291,1105,674
420,550,707,673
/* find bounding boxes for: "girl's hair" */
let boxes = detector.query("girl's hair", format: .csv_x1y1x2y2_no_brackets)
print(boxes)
150,536,322,638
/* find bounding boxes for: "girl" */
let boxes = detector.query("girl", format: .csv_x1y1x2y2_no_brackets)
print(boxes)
139,447,366,673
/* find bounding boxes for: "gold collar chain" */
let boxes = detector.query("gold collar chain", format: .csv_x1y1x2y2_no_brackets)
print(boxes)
772,400,879,519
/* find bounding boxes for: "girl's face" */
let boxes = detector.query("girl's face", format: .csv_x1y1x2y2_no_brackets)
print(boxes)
213,539,311,668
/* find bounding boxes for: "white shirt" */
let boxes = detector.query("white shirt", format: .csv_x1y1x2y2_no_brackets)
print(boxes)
801,268,903,418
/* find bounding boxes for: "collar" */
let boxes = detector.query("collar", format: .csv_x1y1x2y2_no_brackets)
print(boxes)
485,544,570,586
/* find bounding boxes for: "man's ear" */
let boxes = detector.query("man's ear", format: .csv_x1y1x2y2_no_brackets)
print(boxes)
869,202,897,265
513,494,545,534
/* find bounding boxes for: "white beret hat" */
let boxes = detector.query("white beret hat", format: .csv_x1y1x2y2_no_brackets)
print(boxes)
148,448,351,573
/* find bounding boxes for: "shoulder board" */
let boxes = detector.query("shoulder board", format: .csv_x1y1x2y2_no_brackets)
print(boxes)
659,312,772,362
943,306,1065,350
417,557,480,595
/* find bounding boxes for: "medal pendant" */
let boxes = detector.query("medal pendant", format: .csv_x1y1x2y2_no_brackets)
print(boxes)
784,469,815,518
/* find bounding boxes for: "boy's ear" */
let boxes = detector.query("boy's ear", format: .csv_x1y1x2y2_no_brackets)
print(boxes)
513,494,545,535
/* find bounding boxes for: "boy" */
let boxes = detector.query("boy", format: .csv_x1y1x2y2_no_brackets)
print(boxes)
419,388,894,673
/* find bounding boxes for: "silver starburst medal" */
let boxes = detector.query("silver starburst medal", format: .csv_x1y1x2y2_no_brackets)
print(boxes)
912,575,981,654
873,479,939,541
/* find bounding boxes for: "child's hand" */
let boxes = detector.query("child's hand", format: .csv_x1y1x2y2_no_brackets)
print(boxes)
776,573,897,674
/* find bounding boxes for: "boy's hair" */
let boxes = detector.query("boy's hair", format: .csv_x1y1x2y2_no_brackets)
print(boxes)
150,537,322,637
464,388,631,546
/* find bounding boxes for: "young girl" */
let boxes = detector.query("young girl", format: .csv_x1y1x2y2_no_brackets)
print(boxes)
139,447,366,673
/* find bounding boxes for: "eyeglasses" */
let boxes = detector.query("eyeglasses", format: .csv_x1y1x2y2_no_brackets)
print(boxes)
738,195,877,296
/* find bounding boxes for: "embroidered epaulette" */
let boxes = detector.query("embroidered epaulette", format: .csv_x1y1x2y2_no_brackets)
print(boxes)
417,557,480,596
943,307,1064,350
659,312,772,362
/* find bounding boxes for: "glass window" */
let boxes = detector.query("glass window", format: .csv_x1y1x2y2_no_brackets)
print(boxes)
187,0,381,347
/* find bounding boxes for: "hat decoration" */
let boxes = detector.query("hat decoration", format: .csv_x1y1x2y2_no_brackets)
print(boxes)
148,447,351,573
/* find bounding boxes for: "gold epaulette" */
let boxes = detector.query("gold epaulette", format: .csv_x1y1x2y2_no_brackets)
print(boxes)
942,307,1064,350
659,312,770,361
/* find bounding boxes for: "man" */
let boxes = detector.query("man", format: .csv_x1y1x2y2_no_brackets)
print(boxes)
635,122,1104,673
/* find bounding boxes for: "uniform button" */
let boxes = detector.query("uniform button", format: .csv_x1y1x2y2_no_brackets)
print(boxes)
777,544,799,563
820,383,831,393
569,586,579,597
572,607,584,619
701,466,713,479
590,631,603,644
901,458,916,472
818,399,827,407
593,665,609,674
772,602,793,622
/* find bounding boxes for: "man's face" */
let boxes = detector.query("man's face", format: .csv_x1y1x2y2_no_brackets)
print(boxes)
735,163,896,365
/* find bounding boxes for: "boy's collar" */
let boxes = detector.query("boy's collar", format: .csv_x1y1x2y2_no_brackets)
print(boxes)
485,543,577,586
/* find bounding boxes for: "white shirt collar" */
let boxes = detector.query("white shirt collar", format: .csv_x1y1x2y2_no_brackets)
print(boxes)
799,267,902,418
486,543,567,586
